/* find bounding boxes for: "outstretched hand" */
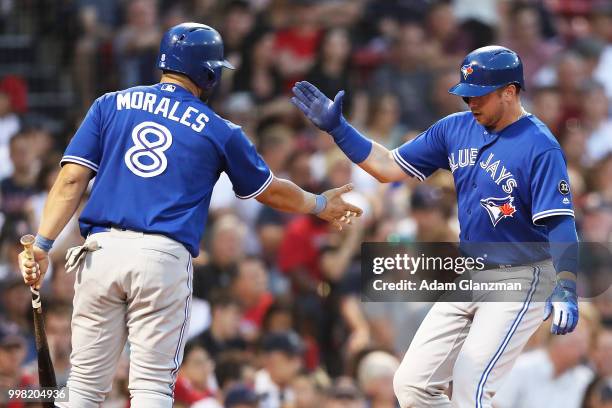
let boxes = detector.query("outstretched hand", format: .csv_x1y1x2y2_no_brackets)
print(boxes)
291,81,345,132
317,184,363,231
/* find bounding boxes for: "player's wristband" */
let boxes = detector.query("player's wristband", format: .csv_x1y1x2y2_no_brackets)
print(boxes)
557,278,577,293
34,234,54,253
311,194,327,215
329,118,373,164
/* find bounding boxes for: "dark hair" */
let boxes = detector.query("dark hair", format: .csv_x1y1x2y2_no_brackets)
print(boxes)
214,351,253,388
183,340,206,361
261,298,296,332
209,290,240,310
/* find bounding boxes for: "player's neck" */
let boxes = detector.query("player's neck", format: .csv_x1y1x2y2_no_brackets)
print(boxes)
490,102,527,133
159,73,201,98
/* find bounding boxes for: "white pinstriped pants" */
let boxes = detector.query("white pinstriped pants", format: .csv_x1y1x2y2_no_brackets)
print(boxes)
56,228,192,408
393,260,554,408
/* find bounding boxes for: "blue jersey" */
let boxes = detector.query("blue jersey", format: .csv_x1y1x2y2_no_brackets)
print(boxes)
62,83,272,256
392,111,574,263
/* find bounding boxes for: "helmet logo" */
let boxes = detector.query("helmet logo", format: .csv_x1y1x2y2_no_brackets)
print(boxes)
461,64,474,80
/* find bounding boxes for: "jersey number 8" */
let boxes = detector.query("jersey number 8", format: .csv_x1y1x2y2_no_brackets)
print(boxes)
124,121,173,178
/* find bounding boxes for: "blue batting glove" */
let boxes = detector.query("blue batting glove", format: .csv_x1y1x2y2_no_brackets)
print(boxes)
291,81,345,132
543,279,579,335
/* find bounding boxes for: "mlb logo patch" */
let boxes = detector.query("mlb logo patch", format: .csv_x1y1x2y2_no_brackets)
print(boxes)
161,84,176,92
461,64,474,80
480,195,517,227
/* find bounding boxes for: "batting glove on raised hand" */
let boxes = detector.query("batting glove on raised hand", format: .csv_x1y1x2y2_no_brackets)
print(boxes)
291,81,345,132
543,279,579,335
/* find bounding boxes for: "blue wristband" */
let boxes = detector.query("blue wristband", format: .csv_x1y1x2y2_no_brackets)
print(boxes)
34,234,54,253
329,118,373,164
558,278,577,293
311,194,327,215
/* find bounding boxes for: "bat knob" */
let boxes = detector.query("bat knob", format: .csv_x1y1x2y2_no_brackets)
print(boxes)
20,234,36,247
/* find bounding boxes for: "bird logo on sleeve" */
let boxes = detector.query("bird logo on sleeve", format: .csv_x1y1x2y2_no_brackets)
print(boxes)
480,196,517,227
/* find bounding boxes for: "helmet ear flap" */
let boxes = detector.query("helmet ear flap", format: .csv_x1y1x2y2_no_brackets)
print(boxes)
200,65,221,90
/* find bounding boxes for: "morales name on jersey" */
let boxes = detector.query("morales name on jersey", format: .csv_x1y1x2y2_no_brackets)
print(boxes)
116,90,210,133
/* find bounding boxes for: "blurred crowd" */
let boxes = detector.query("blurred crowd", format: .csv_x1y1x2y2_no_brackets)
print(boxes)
0,0,611,407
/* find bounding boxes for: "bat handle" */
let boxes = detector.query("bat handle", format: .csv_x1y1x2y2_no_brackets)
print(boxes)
20,234,42,311
31,286,42,312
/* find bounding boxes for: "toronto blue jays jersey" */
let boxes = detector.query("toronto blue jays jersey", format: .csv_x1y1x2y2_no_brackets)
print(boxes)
62,83,272,256
392,111,574,263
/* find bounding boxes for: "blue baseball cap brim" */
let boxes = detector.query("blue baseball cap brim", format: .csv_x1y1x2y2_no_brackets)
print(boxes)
448,82,503,98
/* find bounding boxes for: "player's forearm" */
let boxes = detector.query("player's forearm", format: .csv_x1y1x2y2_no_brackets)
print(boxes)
358,141,407,183
329,120,407,183
256,176,317,214
38,164,92,240
544,215,579,279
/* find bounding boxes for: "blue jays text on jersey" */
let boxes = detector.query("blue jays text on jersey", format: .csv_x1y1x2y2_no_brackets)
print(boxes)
61,83,272,257
392,111,574,263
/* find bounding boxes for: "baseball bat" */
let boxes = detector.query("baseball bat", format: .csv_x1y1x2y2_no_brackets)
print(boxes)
20,234,57,408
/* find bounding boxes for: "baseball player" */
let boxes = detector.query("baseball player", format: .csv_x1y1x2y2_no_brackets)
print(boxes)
17,23,361,408
291,46,579,407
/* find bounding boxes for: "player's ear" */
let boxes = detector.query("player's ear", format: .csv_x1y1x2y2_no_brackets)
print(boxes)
504,84,518,100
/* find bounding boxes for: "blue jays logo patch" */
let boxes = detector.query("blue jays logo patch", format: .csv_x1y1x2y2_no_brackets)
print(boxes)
480,195,517,227
461,64,474,80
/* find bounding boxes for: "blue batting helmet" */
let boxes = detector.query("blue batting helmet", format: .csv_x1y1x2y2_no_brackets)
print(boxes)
157,23,234,90
448,46,525,98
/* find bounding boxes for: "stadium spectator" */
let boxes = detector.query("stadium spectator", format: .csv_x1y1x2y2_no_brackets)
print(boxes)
175,342,217,407
371,22,436,130
232,27,284,103
223,383,261,408
0,277,31,337
361,92,407,149
231,256,274,341
530,86,563,137
214,351,257,398
192,214,246,300
323,377,367,408
581,81,612,163
430,69,466,121
40,301,72,386
356,350,400,408
292,373,323,408
0,132,39,219
114,0,162,88
256,331,304,408
493,304,601,408
425,0,467,70
274,0,323,90
502,3,561,91
192,291,247,359
0,322,35,403
72,5,113,107
305,28,354,108
0,89,20,181
221,0,256,71
591,327,612,377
